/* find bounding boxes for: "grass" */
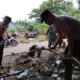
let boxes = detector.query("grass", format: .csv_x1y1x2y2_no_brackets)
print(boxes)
16,37,30,43
36,35,47,41
16,35,47,43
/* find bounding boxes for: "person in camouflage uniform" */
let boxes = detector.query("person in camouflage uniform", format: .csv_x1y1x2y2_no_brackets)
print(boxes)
46,25,57,48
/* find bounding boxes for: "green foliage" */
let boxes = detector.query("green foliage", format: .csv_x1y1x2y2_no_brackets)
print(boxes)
36,35,47,41
37,23,47,34
16,19,27,26
73,10,80,20
27,25,34,32
29,0,80,22
16,19,28,32
7,29,16,33
14,0,80,34
16,20,47,34
78,0,80,10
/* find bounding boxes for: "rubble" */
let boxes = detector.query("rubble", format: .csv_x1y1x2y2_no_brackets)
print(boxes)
0,45,80,80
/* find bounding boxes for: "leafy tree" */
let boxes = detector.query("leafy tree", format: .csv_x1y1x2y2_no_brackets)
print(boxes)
27,25,34,32
16,19,28,26
37,23,48,34
14,0,80,33
29,0,79,22
78,0,80,10
16,19,28,32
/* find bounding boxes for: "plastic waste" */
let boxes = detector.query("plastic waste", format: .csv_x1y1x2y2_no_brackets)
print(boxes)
9,69,20,74
51,68,59,79
0,78,4,80
54,68,59,74
57,77,62,80
34,71,42,80
55,60,61,65
33,68,42,80
16,68,29,79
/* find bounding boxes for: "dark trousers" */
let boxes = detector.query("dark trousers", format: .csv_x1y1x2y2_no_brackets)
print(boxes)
48,40,55,48
64,46,72,80
0,37,4,65
64,39,80,80
48,41,53,48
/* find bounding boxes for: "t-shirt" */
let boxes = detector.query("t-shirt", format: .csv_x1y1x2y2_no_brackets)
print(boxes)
55,16,80,39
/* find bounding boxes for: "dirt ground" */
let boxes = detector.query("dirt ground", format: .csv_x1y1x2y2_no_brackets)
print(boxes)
2,49,51,65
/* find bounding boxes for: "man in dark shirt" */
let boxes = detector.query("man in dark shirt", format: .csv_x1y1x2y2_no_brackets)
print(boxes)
40,9,80,80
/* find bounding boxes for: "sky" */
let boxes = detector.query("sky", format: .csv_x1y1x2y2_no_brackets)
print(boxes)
0,0,47,22
0,0,78,22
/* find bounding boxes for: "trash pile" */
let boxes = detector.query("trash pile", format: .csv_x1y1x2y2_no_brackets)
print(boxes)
0,45,80,80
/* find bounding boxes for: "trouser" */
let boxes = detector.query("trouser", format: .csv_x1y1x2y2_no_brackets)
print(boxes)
0,37,4,65
64,46,72,80
64,60,73,80
48,39,55,48
64,39,80,80
48,41,52,48
58,39,63,48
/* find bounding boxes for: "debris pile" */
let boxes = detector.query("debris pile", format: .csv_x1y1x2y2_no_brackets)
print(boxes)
0,45,80,80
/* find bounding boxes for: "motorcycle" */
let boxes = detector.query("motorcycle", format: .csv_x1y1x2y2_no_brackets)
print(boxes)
4,36,18,47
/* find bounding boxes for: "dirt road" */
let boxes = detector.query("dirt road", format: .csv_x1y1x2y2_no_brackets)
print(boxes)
3,41,48,56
